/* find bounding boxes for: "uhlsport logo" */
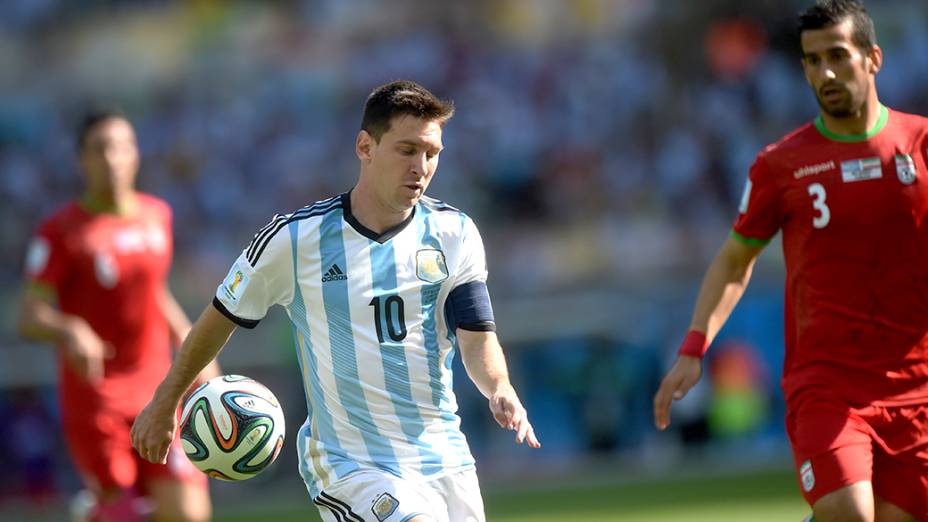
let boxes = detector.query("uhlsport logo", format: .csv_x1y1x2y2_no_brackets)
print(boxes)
321,264,348,283
793,160,835,180
416,249,448,284
371,492,399,521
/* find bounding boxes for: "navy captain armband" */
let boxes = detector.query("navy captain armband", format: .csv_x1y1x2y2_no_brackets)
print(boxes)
212,297,260,329
444,281,496,332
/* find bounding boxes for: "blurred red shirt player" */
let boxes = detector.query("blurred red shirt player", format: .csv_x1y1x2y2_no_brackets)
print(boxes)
17,112,216,522
654,1,928,521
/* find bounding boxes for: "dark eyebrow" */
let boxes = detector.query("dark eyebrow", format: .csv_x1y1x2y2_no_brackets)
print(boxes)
396,139,443,152
804,46,851,58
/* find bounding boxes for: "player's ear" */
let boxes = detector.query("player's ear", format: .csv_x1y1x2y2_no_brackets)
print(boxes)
866,44,882,74
356,130,374,163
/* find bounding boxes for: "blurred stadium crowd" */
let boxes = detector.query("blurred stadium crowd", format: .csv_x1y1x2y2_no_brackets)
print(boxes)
1,0,927,509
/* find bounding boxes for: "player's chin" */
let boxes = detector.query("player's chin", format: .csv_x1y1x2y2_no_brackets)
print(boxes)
396,190,422,207
818,97,855,118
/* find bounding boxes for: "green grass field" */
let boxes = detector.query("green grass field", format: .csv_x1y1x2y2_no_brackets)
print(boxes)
214,468,808,522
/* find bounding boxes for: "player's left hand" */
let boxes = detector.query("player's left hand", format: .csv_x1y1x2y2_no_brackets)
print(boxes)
489,384,541,448
130,398,178,465
653,354,703,431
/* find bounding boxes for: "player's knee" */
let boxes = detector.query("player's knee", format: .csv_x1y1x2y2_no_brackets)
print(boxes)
88,490,149,522
813,483,875,522
152,501,211,522
874,498,918,522
149,483,211,522
814,504,872,522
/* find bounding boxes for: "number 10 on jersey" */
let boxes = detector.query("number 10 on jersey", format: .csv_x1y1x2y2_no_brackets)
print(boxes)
369,295,408,342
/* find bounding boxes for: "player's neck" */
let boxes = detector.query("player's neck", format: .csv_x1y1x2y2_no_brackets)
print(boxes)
349,186,412,234
818,97,884,138
80,191,138,216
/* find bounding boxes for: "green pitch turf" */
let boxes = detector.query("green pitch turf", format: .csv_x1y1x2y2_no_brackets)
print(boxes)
215,468,808,522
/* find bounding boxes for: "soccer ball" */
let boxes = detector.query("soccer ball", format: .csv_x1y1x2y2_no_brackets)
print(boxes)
179,375,286,481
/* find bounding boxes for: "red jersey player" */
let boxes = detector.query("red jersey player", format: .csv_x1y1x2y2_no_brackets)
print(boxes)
654,1,928,521
17,112,215,522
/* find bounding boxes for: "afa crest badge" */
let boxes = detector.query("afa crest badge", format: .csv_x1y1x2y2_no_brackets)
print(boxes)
416,249,448,284
372,492,399,521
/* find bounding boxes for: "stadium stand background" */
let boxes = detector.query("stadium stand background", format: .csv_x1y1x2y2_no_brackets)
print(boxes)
1,0,926,516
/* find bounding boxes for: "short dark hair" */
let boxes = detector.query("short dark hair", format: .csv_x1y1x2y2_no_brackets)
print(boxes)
77,110,128,150
798,0,877,50
361,80,455,142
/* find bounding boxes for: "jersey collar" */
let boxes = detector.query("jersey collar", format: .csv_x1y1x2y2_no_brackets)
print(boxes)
341,191,416,244
814,104,889,142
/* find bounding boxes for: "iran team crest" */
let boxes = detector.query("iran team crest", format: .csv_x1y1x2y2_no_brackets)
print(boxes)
896,153,917,185
416,249,448,284
800,460,815,492
94,253,119,289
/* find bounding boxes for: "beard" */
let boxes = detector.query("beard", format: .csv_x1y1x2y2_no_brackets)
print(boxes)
814,83,863,118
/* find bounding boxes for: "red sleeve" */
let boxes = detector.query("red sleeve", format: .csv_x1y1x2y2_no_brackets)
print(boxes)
24,218,70,291
922,132,928,167
732,152,782,246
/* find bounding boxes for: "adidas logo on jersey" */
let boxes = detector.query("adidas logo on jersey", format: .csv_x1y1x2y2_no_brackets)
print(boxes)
321,264,348,283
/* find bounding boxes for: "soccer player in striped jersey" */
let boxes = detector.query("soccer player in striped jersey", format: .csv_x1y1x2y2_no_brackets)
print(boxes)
654,2,928,520
132,80,540,522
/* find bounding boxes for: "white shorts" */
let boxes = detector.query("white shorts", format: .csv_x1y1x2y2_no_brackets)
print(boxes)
312,468,485,522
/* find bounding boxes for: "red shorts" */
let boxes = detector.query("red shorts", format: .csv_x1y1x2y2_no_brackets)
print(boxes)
62,405,206,495
786,390,928,520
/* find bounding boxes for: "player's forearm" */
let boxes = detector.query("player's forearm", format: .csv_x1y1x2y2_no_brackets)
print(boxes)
458,330,513,398
17,295,86,344
689,243,757,344
153,304,236,408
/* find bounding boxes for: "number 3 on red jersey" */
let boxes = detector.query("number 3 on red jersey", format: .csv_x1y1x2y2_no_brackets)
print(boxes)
807,183,831,229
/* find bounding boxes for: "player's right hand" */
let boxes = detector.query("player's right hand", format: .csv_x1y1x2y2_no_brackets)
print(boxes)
653,355,703,431
130,398,177,465
62,319,114,384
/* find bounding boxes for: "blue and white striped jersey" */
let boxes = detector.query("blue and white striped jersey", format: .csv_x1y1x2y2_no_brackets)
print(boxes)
213,193,490,498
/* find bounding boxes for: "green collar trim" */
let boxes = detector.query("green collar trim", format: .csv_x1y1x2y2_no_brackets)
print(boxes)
814,104,888,142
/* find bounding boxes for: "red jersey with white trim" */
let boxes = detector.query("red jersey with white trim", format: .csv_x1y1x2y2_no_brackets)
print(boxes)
24,194,174,416
733,107,928,407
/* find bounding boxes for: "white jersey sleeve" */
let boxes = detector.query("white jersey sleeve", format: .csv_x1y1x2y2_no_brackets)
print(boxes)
214,219,295,328
452,216,488,289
